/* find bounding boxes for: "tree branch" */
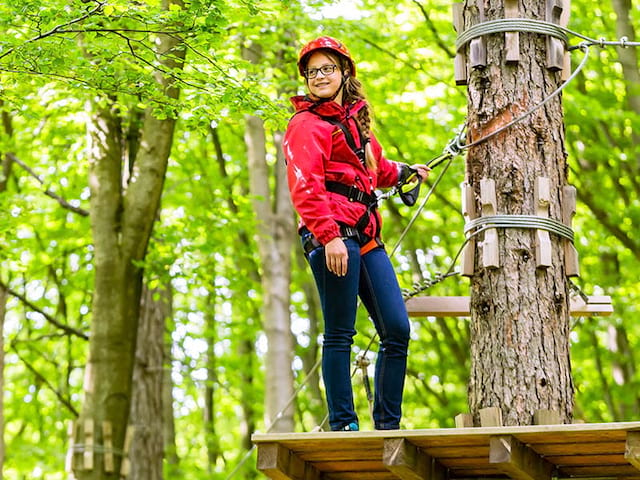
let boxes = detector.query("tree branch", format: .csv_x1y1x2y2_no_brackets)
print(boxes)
411,0,456,58
10,344,79,417
0,2,105,61
0,280,88,340
8,153,89,216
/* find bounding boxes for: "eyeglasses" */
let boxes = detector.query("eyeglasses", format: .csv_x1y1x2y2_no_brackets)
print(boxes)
304,64,338,79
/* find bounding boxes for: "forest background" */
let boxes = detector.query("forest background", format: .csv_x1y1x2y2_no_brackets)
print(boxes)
1,0,638,478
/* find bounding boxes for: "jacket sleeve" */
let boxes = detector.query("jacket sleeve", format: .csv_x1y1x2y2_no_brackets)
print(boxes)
283,115,342,245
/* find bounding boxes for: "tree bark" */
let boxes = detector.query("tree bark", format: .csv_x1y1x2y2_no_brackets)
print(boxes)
73,1,185,476
0,282,6,477
465,0,574,425
129,283,173,480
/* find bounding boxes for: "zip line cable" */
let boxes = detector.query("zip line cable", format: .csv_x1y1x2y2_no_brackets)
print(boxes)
227,26,640,479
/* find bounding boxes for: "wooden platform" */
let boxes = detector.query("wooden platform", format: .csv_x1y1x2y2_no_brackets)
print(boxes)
253,422,640,480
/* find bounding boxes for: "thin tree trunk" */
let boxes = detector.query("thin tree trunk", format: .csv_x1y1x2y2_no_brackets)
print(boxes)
465,0,573,425
1,99,13,477
0,283,6,477
129,283,172,479
243,42,295,433
203,290,222,471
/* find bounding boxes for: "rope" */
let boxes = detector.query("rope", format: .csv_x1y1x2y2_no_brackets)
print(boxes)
456,18,569,52
464,215,574,242
455,17,640,52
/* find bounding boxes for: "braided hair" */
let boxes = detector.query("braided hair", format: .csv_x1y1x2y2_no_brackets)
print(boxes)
339,57,377,171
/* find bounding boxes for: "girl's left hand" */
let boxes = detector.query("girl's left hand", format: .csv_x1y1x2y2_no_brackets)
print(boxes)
410,164,431,182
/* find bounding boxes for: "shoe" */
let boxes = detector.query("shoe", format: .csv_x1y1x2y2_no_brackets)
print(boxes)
340,422,359,431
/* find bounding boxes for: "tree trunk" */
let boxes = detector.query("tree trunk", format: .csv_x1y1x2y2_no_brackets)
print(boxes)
73,3,185,476
243,42,296,433
129,283,173,479
0,283,6,477
1,100,13,477
204,290,223,471
464,0,574,425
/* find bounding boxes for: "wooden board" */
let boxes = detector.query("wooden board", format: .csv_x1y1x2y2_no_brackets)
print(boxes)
253,422,640,480
405,296,613,318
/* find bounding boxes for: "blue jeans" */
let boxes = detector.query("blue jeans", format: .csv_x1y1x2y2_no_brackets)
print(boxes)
306,237,410,430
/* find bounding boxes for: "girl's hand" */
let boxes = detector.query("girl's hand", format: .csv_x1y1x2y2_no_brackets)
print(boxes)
410,164,431,182
325,237,348,277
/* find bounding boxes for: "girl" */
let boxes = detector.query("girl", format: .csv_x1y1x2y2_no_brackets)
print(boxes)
284,36,429,431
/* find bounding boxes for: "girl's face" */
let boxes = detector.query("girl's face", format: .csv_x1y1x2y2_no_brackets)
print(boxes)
305,51,344,103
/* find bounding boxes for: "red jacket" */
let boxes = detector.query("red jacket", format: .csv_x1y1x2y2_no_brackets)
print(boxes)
284,96,402,245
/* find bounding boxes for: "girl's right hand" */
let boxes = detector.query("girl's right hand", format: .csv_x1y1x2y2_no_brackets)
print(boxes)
325,237,348,277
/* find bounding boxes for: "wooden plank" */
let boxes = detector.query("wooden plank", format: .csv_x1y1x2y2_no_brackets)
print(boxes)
535,177,552,268
470,0,487,68
626,431,640,471
257,442,321,480
560,464,640,476
405,296,613,317
102,421,114,473
543,453,627,465
84,419,94,470
490,435,555,480
455,413,474,428
405,296,470,317
562,185,580,277
65,420,76,474
505,0,520,62
533,409,561,426
480,178,499,268
546,0,565,71
461,181,477,276
452,3,468,85
480,407,503,427
534,441,624,456
383,438,438,480
561,0,572,81
120,425,134,478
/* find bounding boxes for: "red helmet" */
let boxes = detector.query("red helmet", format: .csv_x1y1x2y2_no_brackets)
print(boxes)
297,36,356,77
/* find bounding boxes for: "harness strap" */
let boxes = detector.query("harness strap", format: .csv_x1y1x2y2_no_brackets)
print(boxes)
325,181,377,206
318,116,366,165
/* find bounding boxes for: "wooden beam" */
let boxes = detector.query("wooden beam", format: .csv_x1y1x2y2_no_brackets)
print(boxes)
480,178,499,268
84,419,94,470
505,0,520,63
562,185,580,277
546,0,565,71
102,421,114,473
406,296,613,317
480,407,503,427
535,177,552,268
452,3,468,85
533,409,562,426
257,442,320,480
490,435,555,480
384,438,446,480
625,431,640,471
560,0,572,80
470,0,487,68
461,181,477,276
455,413,474,428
